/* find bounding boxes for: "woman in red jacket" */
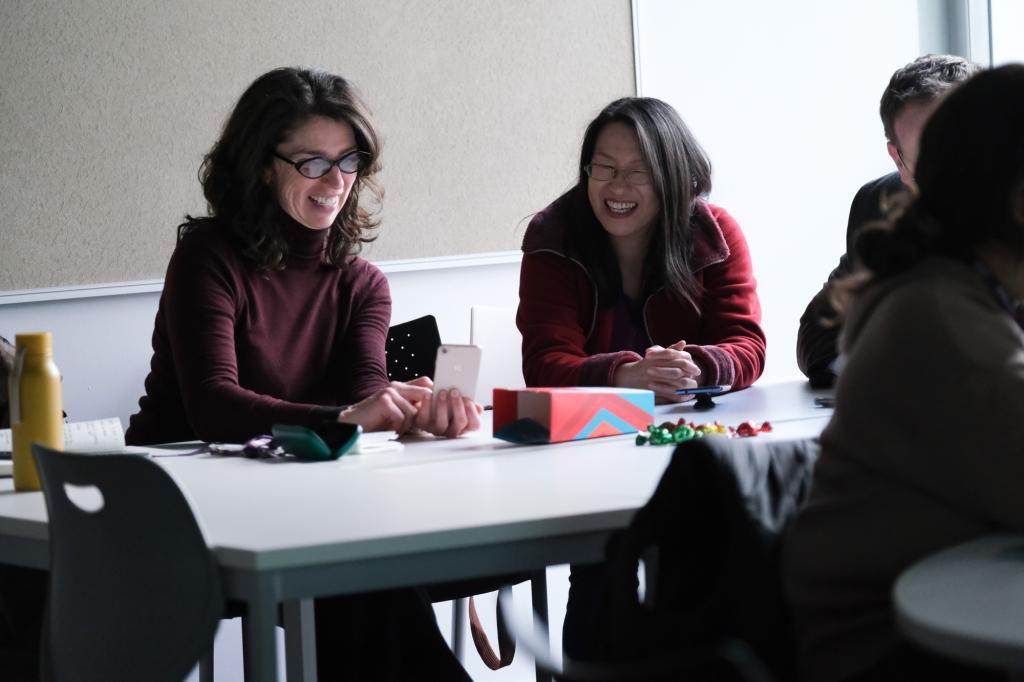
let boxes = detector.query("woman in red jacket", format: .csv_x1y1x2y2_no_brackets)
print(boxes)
517,97,765,401
517,97,766,660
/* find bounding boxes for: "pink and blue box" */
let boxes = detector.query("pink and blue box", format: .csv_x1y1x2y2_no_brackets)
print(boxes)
493,387,655,444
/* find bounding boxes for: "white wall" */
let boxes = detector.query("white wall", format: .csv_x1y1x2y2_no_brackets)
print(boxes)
634,0,922,381
991,0,1024,65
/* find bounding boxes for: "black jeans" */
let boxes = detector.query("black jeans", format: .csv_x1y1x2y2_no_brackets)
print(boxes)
563,562,620,661
0,564,47,682
313,588,470,681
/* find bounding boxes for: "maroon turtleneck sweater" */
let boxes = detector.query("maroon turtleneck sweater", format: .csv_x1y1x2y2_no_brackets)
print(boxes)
126,219,391,445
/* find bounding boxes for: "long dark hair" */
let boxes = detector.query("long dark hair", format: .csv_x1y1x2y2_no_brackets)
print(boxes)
561,97,712,307
179,67,383,270
848,64,1024,291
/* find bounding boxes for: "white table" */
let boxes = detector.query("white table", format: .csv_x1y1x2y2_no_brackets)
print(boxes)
0,379,832,681
894,534,1024,673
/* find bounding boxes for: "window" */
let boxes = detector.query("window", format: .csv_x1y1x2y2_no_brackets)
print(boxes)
634,0,920,380
991,0,1024,65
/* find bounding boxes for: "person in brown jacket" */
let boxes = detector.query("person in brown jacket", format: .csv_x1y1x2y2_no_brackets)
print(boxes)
783,64,1024,682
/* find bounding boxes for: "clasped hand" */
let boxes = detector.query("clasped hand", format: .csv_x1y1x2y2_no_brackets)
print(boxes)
614,341,701,403
337,376,482,437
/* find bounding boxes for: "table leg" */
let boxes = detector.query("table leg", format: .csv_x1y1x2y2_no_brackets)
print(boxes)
244,584,280,682
283,598,318,682
451,598,466,661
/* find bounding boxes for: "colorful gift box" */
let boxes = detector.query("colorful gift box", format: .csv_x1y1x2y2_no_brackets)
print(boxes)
493,387,655,444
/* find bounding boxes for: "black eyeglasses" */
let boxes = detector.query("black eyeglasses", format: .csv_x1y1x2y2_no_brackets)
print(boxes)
584,163,651,186
273,150,368,179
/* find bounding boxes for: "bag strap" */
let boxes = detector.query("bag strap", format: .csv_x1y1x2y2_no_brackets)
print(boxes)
468,593,516,669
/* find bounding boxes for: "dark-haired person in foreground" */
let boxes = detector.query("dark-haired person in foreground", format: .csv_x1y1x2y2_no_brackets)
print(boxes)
126,67,476,680
797,54,978,387
517,96,765,659
783,64,1024,682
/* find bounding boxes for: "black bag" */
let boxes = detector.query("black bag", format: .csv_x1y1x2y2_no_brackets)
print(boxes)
596,436,820,681
0,334,15,429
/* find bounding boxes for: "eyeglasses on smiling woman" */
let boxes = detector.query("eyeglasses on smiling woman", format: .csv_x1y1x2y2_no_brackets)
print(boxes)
273,149,369,179
583,163,651,186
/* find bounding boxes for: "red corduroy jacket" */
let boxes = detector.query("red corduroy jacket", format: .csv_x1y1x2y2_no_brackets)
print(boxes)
516,194,766,391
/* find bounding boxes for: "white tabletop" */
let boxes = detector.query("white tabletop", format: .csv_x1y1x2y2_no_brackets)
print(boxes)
894,534,1024,671
189,380,830,569
0,379,831,577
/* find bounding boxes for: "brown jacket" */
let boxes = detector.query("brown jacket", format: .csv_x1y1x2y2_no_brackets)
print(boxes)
782,256,1024,682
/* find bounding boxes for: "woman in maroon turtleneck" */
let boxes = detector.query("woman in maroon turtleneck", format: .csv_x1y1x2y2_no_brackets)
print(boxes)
126,70,479,448
125,67,476,681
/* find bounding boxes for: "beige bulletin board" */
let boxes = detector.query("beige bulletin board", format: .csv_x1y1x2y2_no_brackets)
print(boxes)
0,0,635,291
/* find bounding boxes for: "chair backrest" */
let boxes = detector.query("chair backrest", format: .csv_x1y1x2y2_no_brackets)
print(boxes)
33,445,223,682
469,305,524,406
386,315,441,382
602,435,821,681
496,435,820,682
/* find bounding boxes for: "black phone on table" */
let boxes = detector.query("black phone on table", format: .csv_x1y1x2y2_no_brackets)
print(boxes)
675,384,731,395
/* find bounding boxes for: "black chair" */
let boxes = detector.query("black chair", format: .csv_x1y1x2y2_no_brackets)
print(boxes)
33,445,223,682
386,314,442,381
501,435,821,682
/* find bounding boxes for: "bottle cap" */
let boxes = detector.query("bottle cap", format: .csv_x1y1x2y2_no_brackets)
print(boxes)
15,332,52,355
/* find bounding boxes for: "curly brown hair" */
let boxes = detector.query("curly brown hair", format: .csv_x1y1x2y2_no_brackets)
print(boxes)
180,67,383,270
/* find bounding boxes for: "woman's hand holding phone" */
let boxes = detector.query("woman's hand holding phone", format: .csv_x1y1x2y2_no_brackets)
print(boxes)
422,344,484,437
337,377,481,437
340,342,483,437
414,380,482,438
613,340,702,403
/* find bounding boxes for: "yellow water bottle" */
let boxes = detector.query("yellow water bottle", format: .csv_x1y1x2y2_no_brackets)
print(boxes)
9,332,63,491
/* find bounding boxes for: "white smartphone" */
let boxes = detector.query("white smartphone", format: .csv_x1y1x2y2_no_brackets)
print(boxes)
432,344,482,402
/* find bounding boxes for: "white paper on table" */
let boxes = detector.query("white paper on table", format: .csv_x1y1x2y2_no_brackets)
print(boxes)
0,417,126,455
352,430,404,454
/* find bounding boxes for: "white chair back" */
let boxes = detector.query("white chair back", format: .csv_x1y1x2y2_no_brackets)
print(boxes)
469,305,525,406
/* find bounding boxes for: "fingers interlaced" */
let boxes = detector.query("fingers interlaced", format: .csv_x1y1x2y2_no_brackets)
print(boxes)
377,385,482,438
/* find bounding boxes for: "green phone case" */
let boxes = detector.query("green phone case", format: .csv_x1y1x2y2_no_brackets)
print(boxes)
271,423,362,461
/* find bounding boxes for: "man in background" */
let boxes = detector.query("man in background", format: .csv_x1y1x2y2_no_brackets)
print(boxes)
797,54,980,387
